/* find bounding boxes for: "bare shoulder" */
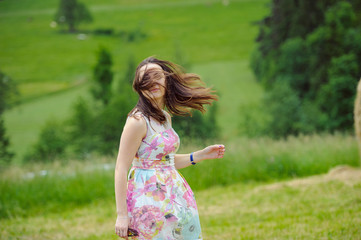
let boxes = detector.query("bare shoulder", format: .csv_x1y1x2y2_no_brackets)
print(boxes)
123,114,147,138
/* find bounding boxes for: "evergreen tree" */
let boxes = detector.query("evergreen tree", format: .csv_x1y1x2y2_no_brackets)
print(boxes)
0,119,14,166
121,54,136,87
66,97,97,157
54,0,93,32
91,46,113,106
0,71,17,166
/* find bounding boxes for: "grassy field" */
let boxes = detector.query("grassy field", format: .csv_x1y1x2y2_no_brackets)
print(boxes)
0,133,358,221
0,0,268,98
1,0,269,163
3,84,90,164
1,0,360,239
1,166,360,239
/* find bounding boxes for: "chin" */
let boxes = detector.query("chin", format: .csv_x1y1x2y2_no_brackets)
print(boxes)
152,92,165,99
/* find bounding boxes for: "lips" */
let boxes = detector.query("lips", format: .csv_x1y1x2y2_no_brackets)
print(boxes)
151,88,160,92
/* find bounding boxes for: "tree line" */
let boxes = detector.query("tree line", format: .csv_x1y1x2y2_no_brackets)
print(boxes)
251,0,361,138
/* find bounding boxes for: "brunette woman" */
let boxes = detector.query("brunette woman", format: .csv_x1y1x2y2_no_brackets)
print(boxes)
114,57,225,239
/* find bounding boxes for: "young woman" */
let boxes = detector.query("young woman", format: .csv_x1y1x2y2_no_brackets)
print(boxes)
114,57,225,239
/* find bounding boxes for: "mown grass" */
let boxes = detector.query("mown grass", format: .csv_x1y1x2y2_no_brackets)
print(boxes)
199,169,361,239
1,167,360,239
0,0,269,97
0,133,358,220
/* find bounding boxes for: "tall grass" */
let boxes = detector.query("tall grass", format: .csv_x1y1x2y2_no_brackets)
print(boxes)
181,133,359,189
0,157,114,219
1,133,358,219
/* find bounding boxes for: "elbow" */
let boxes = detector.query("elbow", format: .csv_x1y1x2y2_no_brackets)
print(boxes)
115,167,128,176
115,164,130,177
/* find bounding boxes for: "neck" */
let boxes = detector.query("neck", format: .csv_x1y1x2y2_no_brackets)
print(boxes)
154,97,165,109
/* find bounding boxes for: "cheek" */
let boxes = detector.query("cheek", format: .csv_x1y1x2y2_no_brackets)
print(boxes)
160,85,166,95
161,79,167,90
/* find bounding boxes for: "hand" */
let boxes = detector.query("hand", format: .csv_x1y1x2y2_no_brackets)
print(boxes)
115,215,129,239
200,144,225,160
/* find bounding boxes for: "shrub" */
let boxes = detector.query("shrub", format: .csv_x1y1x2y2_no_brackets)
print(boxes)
24,119,68,162
172,103,219,142
66,97,98,158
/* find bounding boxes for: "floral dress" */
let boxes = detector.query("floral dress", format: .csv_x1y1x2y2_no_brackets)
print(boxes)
126,112,202,240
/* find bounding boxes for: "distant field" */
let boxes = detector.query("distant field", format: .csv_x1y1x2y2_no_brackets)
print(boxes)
0,0,269,99
2,0,269,163
4,84,90,163
1,166,360,239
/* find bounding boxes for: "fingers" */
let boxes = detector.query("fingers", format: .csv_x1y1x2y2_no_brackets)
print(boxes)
204,144,226,159
115,227,128,238
216,144,225,158
115,217,130,238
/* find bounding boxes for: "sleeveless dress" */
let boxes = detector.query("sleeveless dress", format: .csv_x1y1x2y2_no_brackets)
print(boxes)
126,112,202,240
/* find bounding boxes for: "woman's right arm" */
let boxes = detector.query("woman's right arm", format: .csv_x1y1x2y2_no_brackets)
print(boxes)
114,115,146,239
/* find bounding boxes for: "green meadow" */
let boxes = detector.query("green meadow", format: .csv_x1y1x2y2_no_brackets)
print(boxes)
1,0,360,239
1,0,269,162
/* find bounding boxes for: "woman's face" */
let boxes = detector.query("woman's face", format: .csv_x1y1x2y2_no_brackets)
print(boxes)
139,63,166,103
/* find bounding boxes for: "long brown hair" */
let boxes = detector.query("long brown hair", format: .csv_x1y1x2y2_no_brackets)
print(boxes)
129,57,217,124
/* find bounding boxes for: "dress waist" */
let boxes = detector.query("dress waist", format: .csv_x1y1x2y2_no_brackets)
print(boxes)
132,154,175,170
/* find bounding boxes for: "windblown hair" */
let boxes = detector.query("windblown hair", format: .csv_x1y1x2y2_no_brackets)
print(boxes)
129,56,217,124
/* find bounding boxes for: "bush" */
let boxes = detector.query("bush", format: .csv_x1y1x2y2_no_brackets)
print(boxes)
95,93,136,155
263,81,302,138
66,97,98,158
24,119,68,162
172,103,219,142
93,28,114,36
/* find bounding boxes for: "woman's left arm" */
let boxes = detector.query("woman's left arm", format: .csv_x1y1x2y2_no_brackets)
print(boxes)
164,111,225,169
174,144,225,169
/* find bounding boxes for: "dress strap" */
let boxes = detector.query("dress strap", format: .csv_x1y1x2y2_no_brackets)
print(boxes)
130,110,169,134
142,115,155,134
162,110,171,129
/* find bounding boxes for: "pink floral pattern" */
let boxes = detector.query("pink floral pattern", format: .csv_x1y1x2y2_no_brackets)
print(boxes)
131,205,165,239
126,112,202,240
